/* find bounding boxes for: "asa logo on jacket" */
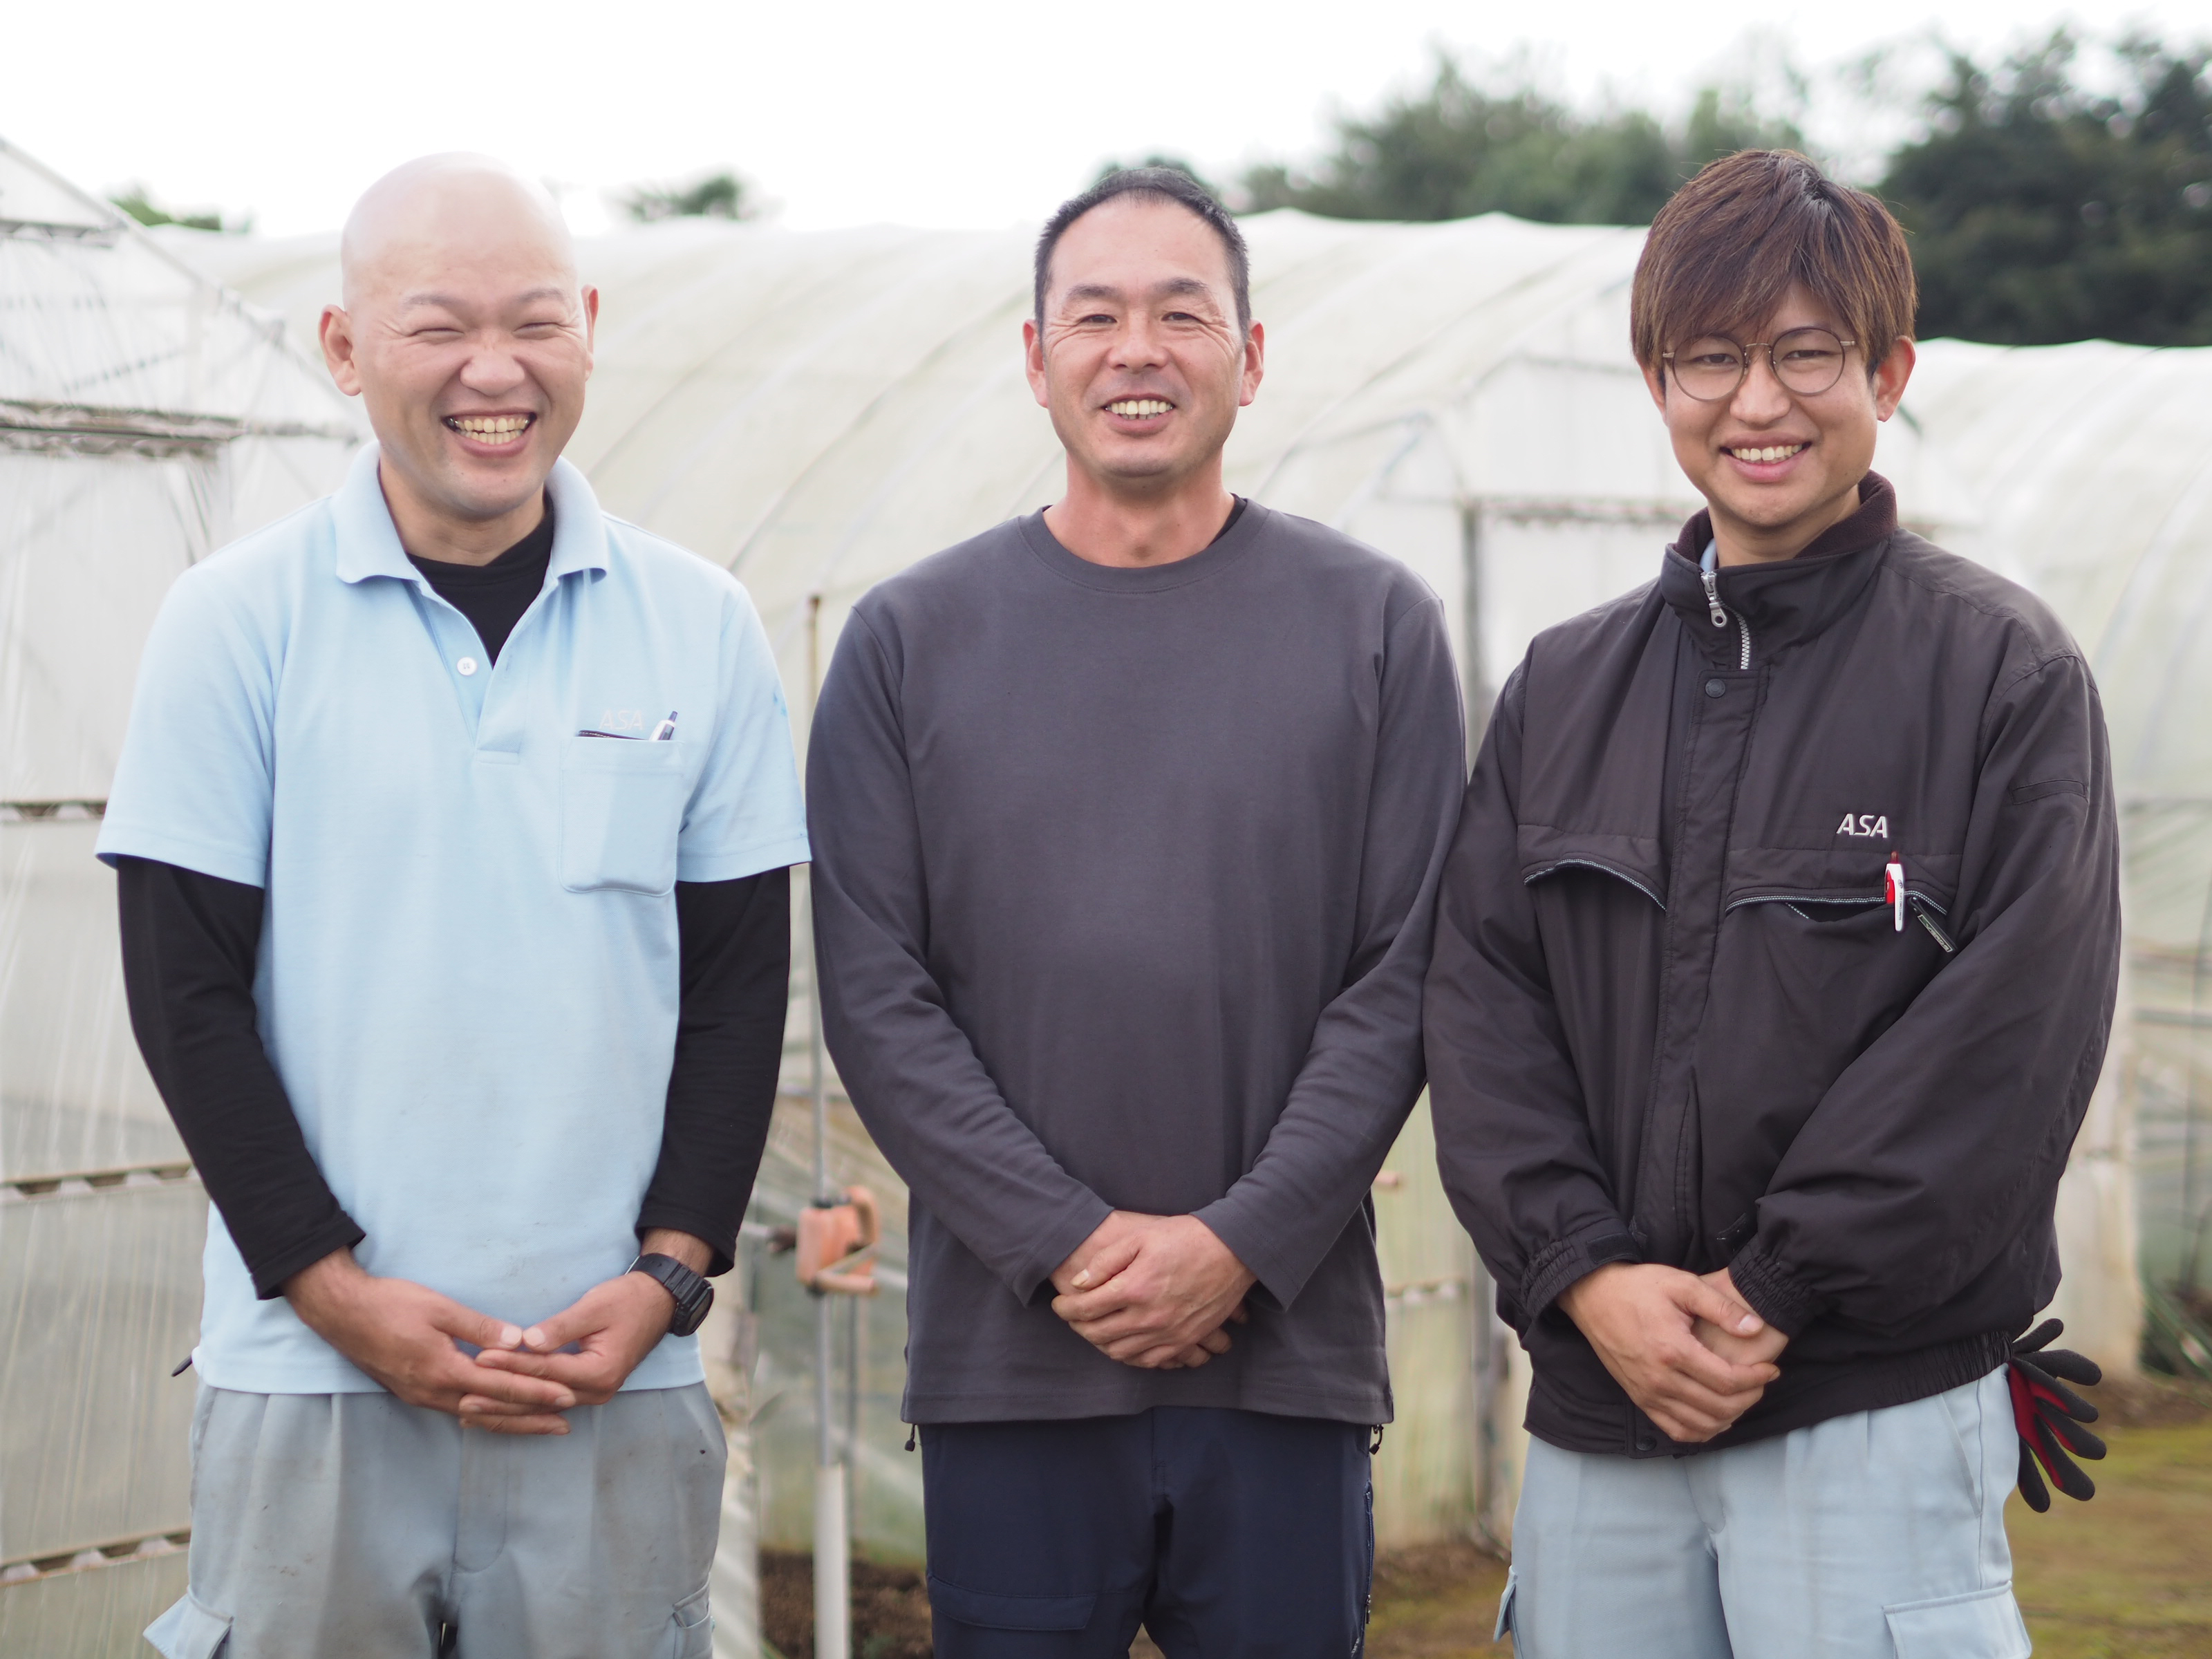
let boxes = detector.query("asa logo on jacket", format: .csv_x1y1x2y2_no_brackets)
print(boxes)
1836,812,1891,838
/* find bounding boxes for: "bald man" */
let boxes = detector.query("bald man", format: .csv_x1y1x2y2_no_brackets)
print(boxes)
102,155,809,1659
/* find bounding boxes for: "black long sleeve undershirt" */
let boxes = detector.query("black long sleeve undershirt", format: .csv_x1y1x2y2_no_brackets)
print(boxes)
642,869,792,1273
117,861,791,1295
118,857,366,1295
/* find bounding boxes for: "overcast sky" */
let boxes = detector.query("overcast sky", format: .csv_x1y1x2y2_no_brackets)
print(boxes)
12,0,2212,236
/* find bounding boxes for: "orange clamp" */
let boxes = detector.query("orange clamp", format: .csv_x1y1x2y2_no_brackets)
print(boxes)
796,1185,880,1295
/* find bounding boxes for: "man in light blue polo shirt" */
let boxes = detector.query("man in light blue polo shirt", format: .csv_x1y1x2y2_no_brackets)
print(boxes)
100,155,807,1659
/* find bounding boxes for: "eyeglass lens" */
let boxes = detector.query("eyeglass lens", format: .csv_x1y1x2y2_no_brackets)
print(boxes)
1672,329,1850,400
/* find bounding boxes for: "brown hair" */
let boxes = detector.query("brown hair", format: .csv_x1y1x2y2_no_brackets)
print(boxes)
1631,150,1915,382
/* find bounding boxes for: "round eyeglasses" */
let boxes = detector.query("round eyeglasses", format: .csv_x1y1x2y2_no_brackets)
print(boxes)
1662,328,1858,402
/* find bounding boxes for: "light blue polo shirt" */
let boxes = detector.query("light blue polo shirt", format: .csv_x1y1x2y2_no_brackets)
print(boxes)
97,445,811,1394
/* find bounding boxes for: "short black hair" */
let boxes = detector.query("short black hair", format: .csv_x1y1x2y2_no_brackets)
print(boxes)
1033,167,1252,335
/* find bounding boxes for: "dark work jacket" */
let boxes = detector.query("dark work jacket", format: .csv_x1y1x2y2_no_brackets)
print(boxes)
1424,476,2121,1457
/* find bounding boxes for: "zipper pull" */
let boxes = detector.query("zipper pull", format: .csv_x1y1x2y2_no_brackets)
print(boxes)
1700,540,1729,628
1884,853,1906,932
1909,894,1957,954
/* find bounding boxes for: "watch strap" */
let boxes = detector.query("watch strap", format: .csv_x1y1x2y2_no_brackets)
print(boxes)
630,1253,713,1337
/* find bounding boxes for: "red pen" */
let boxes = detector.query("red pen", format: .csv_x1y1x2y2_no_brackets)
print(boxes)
1885,853,1906,932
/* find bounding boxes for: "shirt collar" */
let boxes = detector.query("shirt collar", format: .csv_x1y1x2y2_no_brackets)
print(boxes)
332,442,610,586
1664,471,1899,575
1656,472,1898,660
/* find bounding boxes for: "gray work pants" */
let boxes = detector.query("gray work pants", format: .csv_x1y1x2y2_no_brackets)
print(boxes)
143,1382,725,1659
1501,1369,2031,1658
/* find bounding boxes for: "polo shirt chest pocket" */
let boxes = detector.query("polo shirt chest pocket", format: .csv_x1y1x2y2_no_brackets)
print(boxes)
560,736,689,895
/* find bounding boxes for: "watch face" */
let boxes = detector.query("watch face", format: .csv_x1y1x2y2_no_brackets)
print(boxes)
637,1255,714,1337
671,1277,713,1337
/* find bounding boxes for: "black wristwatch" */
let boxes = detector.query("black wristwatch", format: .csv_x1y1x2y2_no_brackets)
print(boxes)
630,1253,714,1337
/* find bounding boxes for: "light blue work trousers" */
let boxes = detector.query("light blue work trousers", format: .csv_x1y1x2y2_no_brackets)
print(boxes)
142,1382,725,1659
1501,1369,2032,1658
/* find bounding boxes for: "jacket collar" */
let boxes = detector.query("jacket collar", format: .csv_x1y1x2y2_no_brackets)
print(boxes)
332,442,610,587
1656,472,1897,662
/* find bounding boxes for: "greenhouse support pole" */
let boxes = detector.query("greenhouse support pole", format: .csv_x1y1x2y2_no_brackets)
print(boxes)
805,594,852,1659
812,1283,850,1659
1458,502,1492,749
1469,1256,1499,1545
809,974,850,1659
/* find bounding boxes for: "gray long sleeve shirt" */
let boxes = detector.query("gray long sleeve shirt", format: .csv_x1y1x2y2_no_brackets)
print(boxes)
807,503,1465,1424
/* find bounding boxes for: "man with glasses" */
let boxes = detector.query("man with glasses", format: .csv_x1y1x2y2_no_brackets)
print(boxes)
1426,149,2119,1655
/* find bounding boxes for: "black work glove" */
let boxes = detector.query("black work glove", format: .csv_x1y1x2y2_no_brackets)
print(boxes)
2007,1318,2106,1511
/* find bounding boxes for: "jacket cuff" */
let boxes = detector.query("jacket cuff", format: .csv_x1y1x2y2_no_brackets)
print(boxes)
1519,1225,1641,1322
1727,1241,1824,1337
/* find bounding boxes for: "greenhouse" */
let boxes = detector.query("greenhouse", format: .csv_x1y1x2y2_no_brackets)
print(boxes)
5,131,2206,1656
0,138,362,1651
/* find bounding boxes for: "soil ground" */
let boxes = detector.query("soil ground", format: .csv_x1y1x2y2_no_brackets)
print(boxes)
760,1551,933,1659
761,1378,2212,1658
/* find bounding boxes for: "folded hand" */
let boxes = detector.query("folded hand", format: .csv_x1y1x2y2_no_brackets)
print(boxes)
1049,1212,1255,1371
1690,1268,1790,1370
468,1273,675,1427
1558,1262,1781,1443
471,1229,711,1428
283,1248,577,1435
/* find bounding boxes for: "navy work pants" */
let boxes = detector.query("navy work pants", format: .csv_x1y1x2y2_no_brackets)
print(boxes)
921,1406,1374,1657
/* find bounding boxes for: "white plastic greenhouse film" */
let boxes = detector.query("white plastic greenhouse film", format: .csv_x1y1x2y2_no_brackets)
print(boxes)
2,135,361,1652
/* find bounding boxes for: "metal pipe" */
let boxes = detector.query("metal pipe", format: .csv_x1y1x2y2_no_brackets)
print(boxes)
1459,502,1491,753
2184,865,2212,1293
808,907,832,1210
845,1293,863,1464
808,594,833,1210
803,591,852,1659
812,1287,849,1659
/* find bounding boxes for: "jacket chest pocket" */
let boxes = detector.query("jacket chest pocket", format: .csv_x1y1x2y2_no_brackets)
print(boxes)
1700,846,1960,1109
560,737,688,894
1722,845,1961,948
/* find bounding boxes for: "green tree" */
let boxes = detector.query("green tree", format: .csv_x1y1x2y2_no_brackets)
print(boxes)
1877,33,2212,344
109,184,238,234
621,170,755,223
1238,55,1801,225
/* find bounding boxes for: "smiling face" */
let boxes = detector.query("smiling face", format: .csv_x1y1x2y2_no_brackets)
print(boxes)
1024,196,1262,502
1644,281,1914,564
321,157,596,557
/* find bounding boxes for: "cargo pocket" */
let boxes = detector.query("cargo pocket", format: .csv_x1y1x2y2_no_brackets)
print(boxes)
559,736,688,895
926,1573,1097,1631
659,1583,712,1659
1883,1584,2030,1658
143,1591,233,1659
1492,1568,1517,1642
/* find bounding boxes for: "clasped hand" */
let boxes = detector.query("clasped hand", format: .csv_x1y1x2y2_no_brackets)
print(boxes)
284,1231,702,1436
1557,1263,1789,1444
1049,1211,1256,1371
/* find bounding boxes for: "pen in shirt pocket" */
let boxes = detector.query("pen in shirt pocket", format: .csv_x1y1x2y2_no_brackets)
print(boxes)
574,711,678,740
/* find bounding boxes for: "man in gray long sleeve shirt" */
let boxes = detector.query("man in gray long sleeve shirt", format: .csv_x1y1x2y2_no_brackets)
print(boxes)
807,169,1465,1655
